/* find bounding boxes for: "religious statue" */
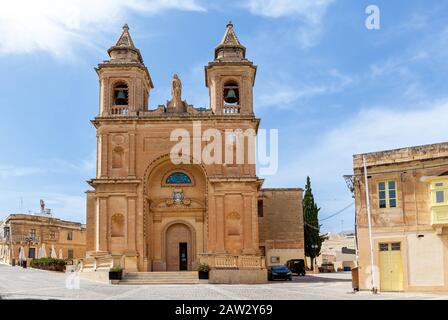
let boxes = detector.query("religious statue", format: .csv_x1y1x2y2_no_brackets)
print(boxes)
171,74,182,108
167,73,187,112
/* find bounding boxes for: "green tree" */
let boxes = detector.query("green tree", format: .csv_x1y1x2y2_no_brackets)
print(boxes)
303,176,322,270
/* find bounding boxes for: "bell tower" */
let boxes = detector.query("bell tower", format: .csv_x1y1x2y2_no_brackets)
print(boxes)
205,21,257,115
96,24,154,116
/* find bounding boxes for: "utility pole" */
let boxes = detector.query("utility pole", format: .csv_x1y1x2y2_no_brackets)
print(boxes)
363,156,377,294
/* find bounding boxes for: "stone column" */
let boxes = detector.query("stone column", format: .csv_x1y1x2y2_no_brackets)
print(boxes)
97,196,108,252
215,195,226,253
99,134,108,178
242,193,255,254
128,133,136,177
126,195,137,252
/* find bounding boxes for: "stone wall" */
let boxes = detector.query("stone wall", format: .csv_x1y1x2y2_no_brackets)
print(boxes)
258,188,305,266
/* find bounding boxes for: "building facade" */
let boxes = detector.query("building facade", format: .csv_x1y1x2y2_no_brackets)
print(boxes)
0,212,86,265
84,23,304,280
258,188,305,267
353,142,448,292
317,232,357,271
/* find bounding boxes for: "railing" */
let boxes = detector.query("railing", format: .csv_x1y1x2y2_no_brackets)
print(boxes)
9,235,41,243
198,254,265,270
79,256,113,272
110,106,129,115
223,105,241,114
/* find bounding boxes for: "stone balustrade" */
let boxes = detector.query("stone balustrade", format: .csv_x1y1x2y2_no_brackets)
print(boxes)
8,235,41,243
79,255,113,271
110,106,129,115
198,254,265,270
222,105,240,114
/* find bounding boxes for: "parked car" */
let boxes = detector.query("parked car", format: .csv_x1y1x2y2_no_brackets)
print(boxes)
286,259,306,276
268,265,293,281
319,262,335,273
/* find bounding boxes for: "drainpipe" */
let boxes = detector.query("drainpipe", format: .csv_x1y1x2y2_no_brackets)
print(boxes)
363,156,377,294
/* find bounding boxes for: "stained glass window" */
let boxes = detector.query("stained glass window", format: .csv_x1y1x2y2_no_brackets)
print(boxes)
166,172,191,184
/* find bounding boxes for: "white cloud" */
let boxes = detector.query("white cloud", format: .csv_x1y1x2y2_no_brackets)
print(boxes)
265,99,448,231
245,0,333,21
0,153,96,180
0,166,44,179
0,0,205,58
256,68,352,108
245,0,334,48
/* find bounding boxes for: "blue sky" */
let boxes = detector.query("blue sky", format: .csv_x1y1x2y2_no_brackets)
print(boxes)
1,0,448,233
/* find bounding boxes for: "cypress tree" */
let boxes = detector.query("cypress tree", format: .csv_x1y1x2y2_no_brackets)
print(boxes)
303,176,322,270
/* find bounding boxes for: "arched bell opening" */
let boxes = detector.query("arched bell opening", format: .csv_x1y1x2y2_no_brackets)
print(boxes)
222,80,240,114
111,82,129,115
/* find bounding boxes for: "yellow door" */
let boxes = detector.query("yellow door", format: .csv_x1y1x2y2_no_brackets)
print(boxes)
379,242,403,291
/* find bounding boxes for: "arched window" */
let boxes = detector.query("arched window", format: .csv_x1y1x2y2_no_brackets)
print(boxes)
166,172,192,184
112,147,124,169
111,214,125,237
114,83,129,106
222,80,240,114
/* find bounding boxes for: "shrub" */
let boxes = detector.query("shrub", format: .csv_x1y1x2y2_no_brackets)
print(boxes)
198,263,210,273
110,266,123,273
30,258,67,272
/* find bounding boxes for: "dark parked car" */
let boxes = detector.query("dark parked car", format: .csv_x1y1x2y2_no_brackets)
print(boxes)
286,259,306,276
319,262,335,273
268,265,293,281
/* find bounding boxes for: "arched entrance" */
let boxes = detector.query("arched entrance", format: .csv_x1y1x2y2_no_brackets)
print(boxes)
165,223,193,271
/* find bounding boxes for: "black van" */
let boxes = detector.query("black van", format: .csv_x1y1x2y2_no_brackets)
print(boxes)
286,259,306,276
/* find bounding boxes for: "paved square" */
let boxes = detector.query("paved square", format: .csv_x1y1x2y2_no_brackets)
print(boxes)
0,264,447,300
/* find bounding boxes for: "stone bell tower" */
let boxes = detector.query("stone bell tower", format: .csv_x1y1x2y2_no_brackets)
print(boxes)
205,21,257,115
96,24,153,117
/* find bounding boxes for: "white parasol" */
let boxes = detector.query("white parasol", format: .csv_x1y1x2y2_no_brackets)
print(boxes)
51,245,58,259
40,243,47,258
19,246,26,263
58,248,63,260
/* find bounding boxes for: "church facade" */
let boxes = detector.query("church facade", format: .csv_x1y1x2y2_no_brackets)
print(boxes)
84,23,304,281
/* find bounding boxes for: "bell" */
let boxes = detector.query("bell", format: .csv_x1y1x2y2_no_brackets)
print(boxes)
116,90,127,100
224,88,238,103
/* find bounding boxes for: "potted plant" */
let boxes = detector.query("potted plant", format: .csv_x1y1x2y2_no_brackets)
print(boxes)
198,263,210,279
109,266,123,280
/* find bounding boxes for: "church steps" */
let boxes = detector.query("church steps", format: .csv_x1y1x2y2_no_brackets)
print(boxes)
119,271,199,285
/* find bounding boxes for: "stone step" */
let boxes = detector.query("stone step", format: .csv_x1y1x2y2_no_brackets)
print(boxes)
120,280,199,284
119,271,199,285
125,273,198,277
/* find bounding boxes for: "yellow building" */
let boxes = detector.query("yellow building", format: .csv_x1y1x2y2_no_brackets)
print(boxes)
0,211,86,265
82,23,304,283
353,142,448,292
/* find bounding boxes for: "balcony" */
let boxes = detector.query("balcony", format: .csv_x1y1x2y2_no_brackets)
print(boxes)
10,235,41,243
431,205,448,234
429,176,448,234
